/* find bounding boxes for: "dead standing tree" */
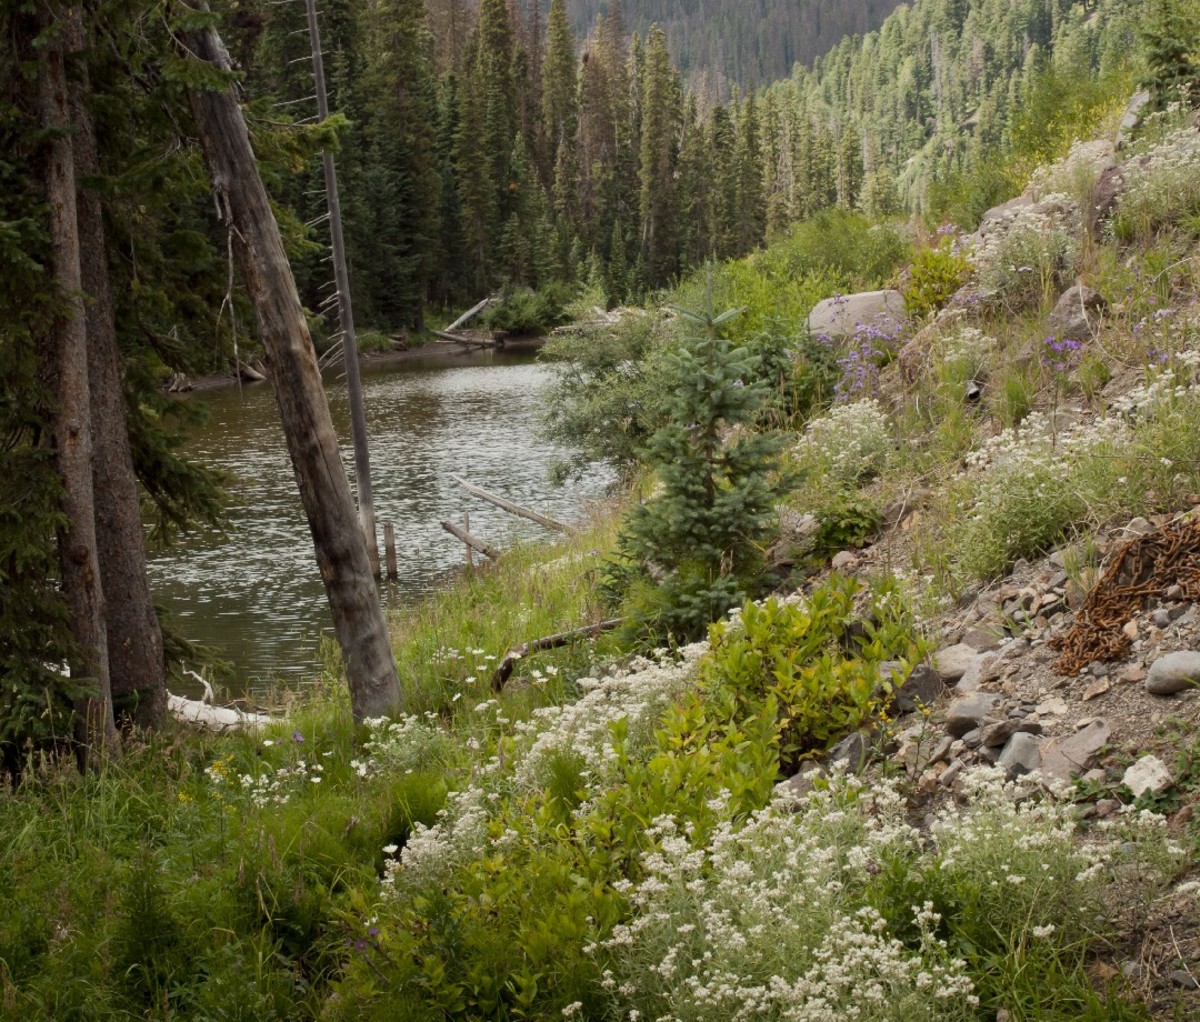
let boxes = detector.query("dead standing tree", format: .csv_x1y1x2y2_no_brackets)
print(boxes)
174,0,401,721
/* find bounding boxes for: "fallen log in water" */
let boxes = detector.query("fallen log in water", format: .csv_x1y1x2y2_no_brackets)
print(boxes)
451,475,575,534
431,328,498,347
441,519,502,560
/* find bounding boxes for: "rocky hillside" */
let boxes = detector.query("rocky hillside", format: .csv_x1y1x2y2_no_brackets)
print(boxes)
780,102,1200,1016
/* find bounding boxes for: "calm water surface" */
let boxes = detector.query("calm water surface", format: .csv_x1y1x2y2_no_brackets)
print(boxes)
145,348,608,690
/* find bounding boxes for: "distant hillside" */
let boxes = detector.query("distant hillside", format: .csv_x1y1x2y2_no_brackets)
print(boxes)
569,0,905,90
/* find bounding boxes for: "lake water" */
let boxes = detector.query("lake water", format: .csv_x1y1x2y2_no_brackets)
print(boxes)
145,347,608,691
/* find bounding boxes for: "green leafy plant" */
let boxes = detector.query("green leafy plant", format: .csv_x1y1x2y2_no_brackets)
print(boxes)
903,234,973,320
814,494,882,555
701,576,922,774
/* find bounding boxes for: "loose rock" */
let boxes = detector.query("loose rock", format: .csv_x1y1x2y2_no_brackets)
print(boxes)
997,732,1042,776
1040,719,1111,786
945,693,999,738
1123,754,1173,797
1145,651,1200,696
934,643,980,684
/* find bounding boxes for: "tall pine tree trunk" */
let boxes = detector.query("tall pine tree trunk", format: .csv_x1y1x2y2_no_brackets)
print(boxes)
176,1,402,722
68,13,167,729
37,1,119,756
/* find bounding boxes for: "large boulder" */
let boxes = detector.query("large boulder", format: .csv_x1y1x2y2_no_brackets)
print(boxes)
1046,285,1108,343
807,289,906,341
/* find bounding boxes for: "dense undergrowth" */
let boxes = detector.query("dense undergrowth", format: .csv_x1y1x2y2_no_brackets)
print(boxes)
6,78,1200,1022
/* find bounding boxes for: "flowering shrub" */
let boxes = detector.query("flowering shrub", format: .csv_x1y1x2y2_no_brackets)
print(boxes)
831,316,908,401
596,769,1182,1022
948,411,1131,580
360,712,455,777
796,398,893,486
970,195,1081,310
1110,125,1200,243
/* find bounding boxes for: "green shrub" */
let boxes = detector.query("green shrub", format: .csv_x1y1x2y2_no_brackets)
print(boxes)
701,576,923,774
903,234,972,320
482,282,573,336
539,311,672,481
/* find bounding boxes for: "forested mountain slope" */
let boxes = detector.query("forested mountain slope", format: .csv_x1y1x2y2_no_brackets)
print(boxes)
567,0,904,92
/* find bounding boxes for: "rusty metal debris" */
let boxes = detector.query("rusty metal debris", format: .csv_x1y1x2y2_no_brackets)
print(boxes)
1052,516,1200,675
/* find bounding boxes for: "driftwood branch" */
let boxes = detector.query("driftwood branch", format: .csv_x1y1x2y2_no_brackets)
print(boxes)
441,519,501,560
451,475,575,534
445,295,493,334
167,694,277,731
490,618,625,691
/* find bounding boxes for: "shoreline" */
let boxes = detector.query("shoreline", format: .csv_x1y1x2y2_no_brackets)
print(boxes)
177,339,483,394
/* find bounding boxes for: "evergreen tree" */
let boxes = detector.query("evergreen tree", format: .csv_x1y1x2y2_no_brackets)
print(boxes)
1139,0,1200,108
733,92,767,255
618,297,785,639
542,0,578,173
637,25,680,287
356,0,441,328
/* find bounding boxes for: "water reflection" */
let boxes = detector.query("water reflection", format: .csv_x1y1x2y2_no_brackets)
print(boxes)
146,348,608,689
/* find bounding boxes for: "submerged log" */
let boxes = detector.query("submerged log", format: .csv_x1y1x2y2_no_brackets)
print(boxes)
451,475,575,534
440,519,501,560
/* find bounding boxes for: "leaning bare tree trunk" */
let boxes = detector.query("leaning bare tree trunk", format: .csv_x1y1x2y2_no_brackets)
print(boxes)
176,2,401,722
69,11,167,730
37,0,119,756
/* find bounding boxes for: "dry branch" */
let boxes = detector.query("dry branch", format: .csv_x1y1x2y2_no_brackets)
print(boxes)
490,618,624,691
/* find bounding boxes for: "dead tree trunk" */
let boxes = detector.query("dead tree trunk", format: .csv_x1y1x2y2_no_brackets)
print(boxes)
176,2,401,722
69,12,167,730
37,1,118,756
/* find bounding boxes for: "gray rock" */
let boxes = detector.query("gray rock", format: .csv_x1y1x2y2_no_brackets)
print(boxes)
891,664,945,714
771,509,820,566
1145,651,1200,696
831,550,860,571
1169,969,1199,991
956,654,998,693
1125,516,1155,536
934,643,980,683
998,732,1042,776
982,718,1044,749
961,728,983,749
1123,754,1173,797
962,627,1003,653
830,730,873,774
979,195,1034,227
1116,91,1152,150
939,758,965,786
930,735,954,765
1040,719,1111,786
806,289,907,341
1046,285,1107,343
945,693,1000,738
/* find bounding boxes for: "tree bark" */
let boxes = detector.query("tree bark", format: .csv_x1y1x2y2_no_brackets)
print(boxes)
37,0,119,756
68,11,168,729
176,2,402,722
